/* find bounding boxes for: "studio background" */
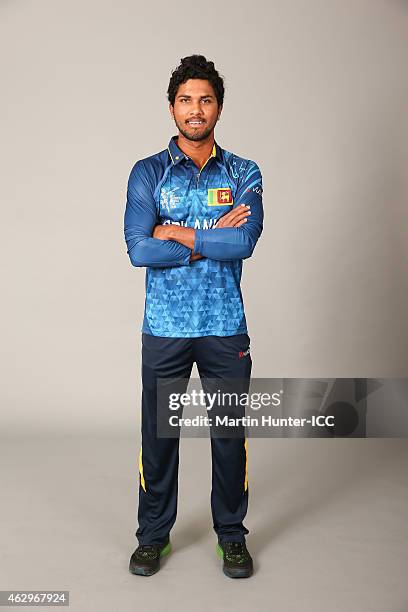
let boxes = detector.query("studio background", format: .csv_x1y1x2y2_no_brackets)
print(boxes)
1,0,407,432
1,1,407,611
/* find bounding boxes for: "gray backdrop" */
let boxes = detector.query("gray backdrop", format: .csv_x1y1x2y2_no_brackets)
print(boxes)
1,3,408,611
1,0,407,433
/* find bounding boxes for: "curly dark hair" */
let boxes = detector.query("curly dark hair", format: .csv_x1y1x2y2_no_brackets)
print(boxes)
167,55,224,108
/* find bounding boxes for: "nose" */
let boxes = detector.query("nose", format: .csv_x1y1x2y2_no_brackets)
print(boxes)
189,99,203,116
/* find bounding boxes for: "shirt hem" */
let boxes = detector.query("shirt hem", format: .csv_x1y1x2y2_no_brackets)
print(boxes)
141,328,248,338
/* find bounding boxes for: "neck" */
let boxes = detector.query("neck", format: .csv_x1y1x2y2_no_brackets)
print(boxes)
176,132,215,169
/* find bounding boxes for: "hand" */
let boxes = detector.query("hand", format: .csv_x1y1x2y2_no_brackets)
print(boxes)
152,224,171,240
215,204,251,228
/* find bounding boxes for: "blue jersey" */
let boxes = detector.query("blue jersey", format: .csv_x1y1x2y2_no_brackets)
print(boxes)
124,136,264,338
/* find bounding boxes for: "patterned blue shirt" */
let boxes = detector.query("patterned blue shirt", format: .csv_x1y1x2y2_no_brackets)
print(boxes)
124,136,263,338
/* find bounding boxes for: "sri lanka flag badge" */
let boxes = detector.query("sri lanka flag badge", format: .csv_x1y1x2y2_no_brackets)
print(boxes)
208,187,233,206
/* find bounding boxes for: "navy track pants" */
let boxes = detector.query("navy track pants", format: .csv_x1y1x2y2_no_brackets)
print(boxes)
135,332,252,546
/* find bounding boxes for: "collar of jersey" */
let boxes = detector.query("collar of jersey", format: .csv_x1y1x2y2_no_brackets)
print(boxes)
167,135,222,166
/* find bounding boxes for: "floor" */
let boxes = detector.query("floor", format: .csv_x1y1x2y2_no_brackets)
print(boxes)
1,433,407,612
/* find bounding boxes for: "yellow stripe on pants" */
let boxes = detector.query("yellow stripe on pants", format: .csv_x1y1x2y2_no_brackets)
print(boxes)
139,447,146,492
244,439,248,492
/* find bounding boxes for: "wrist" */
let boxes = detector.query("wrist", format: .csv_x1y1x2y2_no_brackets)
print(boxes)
168,225,195,250
194,229,203,255
164,224,175,240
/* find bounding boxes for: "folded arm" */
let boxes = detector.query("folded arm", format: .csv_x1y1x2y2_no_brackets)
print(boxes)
195,161,264,260
156,161,264,261
124,161,192,268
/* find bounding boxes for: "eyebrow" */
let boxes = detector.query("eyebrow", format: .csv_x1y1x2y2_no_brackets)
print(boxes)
176,94,214,99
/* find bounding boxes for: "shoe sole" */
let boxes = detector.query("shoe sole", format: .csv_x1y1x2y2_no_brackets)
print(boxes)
129,542,172,576
216,543,253,579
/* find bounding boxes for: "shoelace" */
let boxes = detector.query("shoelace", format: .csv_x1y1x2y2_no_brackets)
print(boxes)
224,542,248,563
137,545,160,560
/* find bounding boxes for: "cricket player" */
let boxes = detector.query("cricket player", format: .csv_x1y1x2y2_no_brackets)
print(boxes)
124,54,263,578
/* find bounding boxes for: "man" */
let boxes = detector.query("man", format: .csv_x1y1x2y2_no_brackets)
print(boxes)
124,55,263,578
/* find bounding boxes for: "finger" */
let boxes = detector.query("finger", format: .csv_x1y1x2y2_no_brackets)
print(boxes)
230,210,251,222
223,208,251,222
234,218,249,227
222,204,249,218
218,211,250,228
231,204,251,216
216,206,250,227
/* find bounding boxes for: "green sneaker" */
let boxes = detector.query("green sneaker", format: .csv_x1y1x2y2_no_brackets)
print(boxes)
129,541,172,576
216,541,254,578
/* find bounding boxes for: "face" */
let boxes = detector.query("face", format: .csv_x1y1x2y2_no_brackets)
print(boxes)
170,79,222,142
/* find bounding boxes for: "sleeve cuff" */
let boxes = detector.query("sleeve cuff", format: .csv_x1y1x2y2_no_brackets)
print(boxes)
180,245,192,266
194,229,204,255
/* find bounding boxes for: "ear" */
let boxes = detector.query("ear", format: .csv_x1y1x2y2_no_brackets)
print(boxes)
169,103,174,119
217,104,223,121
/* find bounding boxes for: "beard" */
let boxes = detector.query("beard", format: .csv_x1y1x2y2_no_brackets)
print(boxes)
174,117,217,142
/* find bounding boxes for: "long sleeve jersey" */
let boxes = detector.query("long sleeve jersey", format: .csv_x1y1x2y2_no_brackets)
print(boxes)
124,136,263,338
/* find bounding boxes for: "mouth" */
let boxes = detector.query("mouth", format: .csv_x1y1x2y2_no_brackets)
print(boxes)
186,119,205,127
